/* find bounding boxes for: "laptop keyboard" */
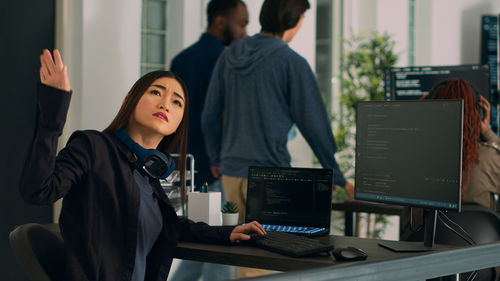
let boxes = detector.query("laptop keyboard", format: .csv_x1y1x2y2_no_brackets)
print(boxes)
248,231,334,258
262,224,326,235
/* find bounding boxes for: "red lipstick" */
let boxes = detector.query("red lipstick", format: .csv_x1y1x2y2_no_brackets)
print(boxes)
153,112,168,122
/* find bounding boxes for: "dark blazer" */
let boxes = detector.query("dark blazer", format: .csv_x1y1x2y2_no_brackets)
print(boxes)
19,84,233,281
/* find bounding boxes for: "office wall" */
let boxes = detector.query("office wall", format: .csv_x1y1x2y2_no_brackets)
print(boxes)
345,0,500,67
0,2,55,279
57,0,142,137
420,0,500,65
80,1,141,131
344,0,409,68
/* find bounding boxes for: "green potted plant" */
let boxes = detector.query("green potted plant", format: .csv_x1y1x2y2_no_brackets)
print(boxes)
333,30,398,238
221,201,239,226
335,30,399,181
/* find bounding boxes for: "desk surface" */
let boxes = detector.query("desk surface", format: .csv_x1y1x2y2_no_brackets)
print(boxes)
332,200,404,215
174,235,500,281
175,234,453,272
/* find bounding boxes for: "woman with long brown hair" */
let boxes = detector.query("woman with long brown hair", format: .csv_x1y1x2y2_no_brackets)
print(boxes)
431,79,499,210
19,49,265,281
401,79,499,241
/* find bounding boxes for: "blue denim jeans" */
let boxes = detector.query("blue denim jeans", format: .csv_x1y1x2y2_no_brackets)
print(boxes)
208,179,226,208
169,260,234,281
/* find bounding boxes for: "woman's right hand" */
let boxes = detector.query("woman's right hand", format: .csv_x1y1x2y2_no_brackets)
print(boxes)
40,49,70,91
479,95,491,135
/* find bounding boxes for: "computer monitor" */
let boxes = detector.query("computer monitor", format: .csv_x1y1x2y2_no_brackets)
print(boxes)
355,100,463,251
481,15,498,93
384,64,490,101
480,14,499,134
245,166,333,234
384,64,496,135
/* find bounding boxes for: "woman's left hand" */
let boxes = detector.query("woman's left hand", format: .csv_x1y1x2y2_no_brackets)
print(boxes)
40,49,71,91
229,221,266,243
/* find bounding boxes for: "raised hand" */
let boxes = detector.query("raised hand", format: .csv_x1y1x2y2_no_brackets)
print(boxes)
39,49,70,91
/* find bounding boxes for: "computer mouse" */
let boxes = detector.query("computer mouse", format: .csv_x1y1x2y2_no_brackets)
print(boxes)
332,246,368,261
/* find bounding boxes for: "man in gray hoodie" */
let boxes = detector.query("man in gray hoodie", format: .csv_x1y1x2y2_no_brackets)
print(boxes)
202,0,354,227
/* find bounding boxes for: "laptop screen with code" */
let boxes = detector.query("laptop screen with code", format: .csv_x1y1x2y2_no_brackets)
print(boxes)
245,166,333,235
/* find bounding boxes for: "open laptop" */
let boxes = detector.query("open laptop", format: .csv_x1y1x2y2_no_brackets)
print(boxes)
245,166,333,236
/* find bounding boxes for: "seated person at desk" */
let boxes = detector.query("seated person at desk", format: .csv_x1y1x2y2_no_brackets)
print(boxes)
19,49,266,281
402,79,500,236
429,79,499,210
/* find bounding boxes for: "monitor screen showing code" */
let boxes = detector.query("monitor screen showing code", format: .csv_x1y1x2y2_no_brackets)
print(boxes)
481,15,498,93
480,15,499,135
384,65,490,101
246,167,332,227
355,100,463,211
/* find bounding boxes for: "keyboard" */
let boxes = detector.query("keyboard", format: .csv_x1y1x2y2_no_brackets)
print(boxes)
248,231,334,258
262,224,326,235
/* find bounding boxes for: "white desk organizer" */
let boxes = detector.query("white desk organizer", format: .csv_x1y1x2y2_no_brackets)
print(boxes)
187,191,222,226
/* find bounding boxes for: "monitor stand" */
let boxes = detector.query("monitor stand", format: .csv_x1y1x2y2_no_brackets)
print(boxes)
378,209,437,252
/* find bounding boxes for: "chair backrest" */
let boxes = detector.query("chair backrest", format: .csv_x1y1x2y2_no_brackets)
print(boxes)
404,204,500,281
434,204,500,246
9,223,65,281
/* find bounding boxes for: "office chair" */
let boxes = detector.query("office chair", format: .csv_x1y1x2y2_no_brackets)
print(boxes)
403,204,500,281
9,223,65,281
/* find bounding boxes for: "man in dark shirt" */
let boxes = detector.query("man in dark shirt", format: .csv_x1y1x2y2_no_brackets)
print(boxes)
169,1,248,280
170,0,248,191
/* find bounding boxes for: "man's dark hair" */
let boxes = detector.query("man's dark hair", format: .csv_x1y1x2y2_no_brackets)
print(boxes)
259,0,310,36
207,0,245,27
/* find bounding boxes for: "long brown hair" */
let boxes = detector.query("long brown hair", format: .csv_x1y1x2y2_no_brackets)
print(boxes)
431,79,481,194
104,70,190,204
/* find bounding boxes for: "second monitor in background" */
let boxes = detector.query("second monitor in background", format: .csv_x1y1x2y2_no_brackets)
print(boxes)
384,64,490,101
384,64,497,134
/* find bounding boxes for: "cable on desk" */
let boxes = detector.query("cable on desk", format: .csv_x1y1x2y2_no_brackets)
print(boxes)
438,211,476,246
438,211,478,281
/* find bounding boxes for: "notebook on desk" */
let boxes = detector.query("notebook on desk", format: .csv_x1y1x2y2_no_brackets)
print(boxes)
245,166,333,236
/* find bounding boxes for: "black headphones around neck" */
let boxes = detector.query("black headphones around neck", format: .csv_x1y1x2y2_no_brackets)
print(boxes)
114,129,176,180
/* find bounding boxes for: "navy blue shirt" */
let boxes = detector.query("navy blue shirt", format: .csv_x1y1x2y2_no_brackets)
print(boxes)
170,33,225,187
131,170,163,281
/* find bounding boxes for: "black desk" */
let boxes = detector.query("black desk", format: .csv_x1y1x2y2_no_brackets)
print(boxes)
174,235,450,272
174,235,500,280
332,200,404,236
